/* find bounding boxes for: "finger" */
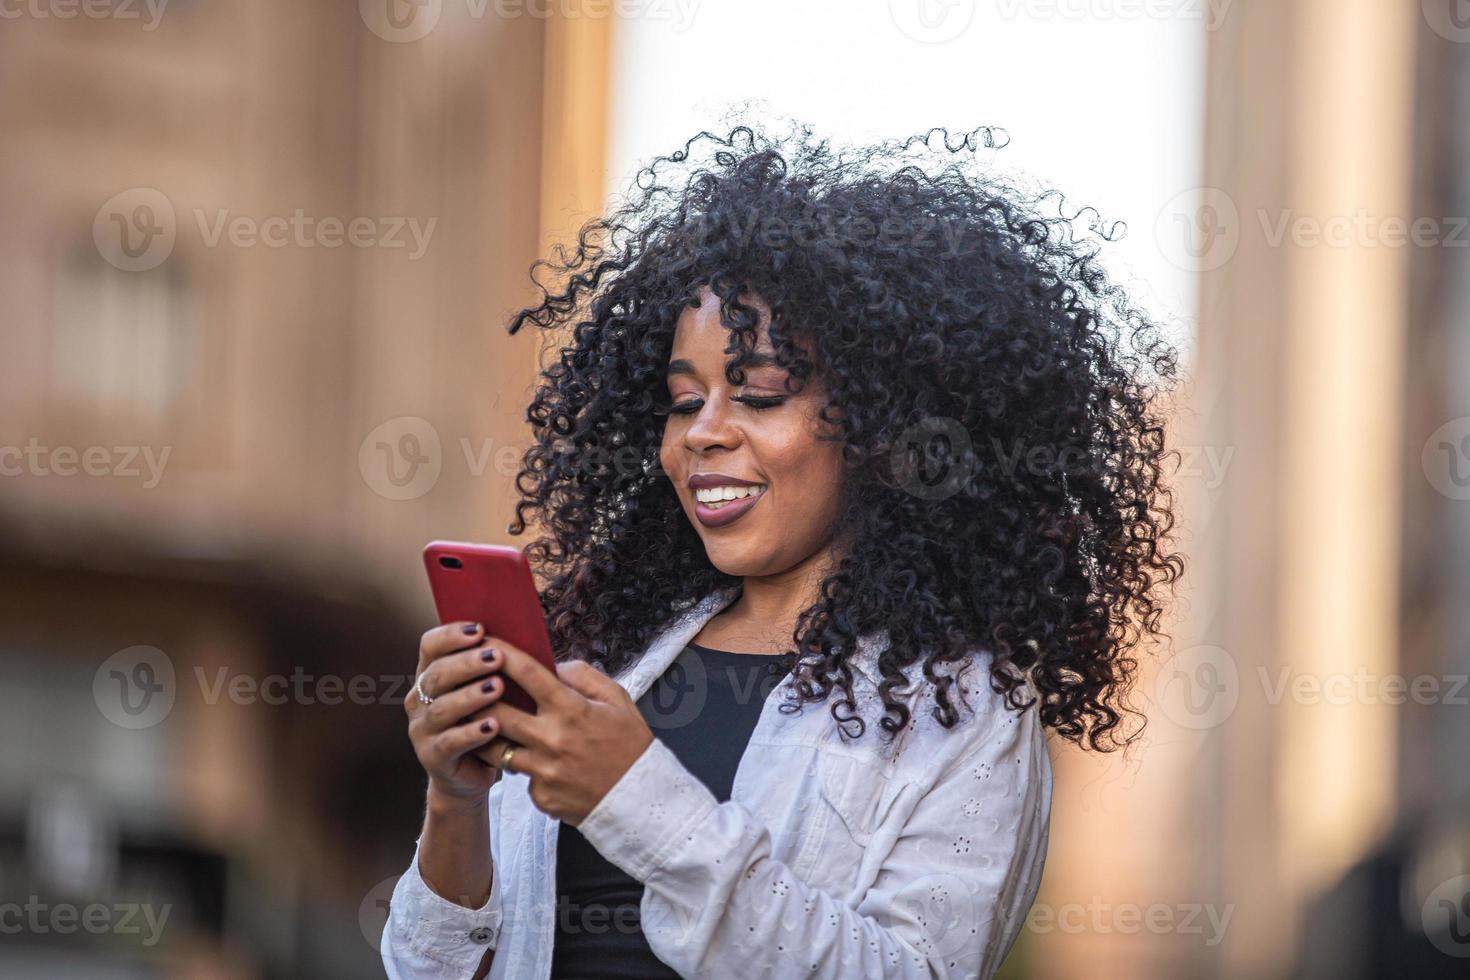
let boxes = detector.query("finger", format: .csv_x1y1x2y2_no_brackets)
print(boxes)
483,699,549,749
429,713,502,764
474,735,527,772
415,672,508,734
419,621,487,667
488,640,578,714
419,642,505,701
474,735,509,766
555,659,621,703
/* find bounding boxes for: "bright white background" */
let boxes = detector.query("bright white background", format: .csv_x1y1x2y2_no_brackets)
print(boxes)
604,0,1211,359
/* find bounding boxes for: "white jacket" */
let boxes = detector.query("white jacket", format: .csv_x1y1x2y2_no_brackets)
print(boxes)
381,584,1052,979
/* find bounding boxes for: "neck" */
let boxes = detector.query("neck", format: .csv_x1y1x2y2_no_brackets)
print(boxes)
711,541,842,652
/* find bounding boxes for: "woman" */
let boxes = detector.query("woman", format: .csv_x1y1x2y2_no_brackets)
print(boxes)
381,125,1182,980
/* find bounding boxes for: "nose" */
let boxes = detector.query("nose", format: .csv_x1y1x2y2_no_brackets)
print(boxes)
683,396,741,454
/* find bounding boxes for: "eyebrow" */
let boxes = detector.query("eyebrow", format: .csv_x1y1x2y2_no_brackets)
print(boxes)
666,353,781,378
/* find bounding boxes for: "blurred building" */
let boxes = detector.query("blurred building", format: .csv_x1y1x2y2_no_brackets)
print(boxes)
1031,2,1470,978
0,3,605,977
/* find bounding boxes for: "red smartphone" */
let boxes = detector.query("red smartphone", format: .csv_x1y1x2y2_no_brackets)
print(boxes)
422,540,557,715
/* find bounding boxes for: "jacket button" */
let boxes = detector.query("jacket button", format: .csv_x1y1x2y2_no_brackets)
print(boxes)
469,927,493,945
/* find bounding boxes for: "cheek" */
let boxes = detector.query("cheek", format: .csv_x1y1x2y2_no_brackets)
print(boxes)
658,424,679,478
762,431,845,503
765,457,843,551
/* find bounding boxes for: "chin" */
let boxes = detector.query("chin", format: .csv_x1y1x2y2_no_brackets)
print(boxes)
700,543,765,578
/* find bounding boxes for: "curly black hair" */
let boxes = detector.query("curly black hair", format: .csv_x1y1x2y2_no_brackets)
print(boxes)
505,122,1184,751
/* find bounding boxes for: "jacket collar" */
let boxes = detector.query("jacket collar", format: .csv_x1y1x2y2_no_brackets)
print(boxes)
611,585,740,702
612,585,891,700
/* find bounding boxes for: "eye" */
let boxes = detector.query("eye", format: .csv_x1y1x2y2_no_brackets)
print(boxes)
657,394,786,416
733,395,786,411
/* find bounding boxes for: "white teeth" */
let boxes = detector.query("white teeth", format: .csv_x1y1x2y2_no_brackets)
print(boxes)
695,484,767,505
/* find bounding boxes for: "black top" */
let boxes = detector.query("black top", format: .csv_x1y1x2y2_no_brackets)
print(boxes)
550,643,787,980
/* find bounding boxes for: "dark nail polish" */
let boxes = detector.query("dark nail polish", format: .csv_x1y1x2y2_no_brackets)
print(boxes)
480,647,498,663
481,677,498,693
480,720,493,734
462,623,480,636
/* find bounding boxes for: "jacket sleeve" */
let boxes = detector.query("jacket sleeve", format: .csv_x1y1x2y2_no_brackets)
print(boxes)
574,692,1051,979
380,779,507,979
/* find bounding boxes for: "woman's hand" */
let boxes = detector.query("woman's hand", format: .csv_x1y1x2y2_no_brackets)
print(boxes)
406,621,508,802
476,640,655,826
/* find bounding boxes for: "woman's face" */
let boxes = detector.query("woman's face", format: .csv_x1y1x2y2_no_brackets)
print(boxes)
659,287,847,577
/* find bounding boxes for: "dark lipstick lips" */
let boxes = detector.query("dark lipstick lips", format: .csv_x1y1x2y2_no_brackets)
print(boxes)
689,474,767,528
688,472,764,490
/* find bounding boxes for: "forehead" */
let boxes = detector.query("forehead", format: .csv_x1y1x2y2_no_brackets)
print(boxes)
673,287,769,334
666,350,782,382
667,288,779,367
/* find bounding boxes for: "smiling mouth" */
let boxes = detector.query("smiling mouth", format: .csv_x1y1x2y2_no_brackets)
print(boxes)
692,484,767,528
693,484,767,507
